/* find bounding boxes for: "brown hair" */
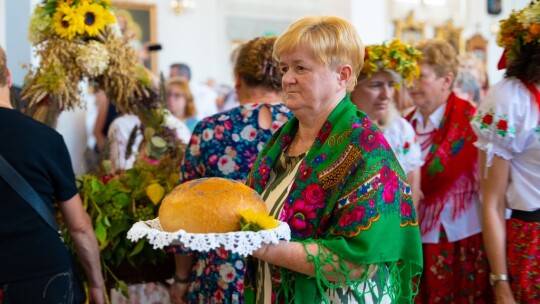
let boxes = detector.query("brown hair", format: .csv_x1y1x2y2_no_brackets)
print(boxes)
505,42,540,83
416,39,459,79
166,77,196,118
0,46,7,87
273,15,364,92
234,36,282,91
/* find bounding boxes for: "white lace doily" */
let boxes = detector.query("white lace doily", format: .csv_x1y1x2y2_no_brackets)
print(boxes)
127,218,291,257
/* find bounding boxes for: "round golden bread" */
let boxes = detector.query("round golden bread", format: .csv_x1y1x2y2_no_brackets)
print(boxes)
158,177,268,233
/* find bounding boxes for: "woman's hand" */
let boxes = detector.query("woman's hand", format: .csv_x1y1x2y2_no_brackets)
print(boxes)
169,282,189,304
494,282,517,304
87,285,105,304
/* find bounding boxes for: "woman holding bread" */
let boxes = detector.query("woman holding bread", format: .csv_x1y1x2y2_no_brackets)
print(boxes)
169,36,292,304
244,16,423,303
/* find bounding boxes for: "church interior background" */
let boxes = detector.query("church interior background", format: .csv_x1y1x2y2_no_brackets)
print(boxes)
0,0,530,175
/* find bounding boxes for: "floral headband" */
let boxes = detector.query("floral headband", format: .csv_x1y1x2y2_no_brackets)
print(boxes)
360,39,423,87
497,0,540,60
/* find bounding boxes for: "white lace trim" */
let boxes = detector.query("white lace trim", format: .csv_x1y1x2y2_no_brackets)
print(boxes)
127,218,291,257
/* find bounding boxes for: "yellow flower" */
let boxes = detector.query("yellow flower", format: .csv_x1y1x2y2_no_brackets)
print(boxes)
77,2,116,37
146,183,165,205
57,0,75,6
52,4,83,39
497,1,540,59
239,209,279,232
361,39,422,88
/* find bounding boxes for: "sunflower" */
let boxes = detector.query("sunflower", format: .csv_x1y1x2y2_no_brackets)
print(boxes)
57,0,75,6
52,4,83,39
239,209,279,232
77,2,116,37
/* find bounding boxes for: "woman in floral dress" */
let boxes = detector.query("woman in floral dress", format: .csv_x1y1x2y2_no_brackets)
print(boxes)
471,2,540,302
406,39,492,302
169,36,291,304
350,39,424,208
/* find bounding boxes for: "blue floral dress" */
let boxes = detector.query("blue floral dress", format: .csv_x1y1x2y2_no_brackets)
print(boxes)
176,102,291,303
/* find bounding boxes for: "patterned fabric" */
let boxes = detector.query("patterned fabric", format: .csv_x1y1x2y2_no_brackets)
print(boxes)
406,93,478,236
415,231,492,303
507,218,540,303
471,77,540,212
246,96,423,303
182,103,291,181
177,102,291,304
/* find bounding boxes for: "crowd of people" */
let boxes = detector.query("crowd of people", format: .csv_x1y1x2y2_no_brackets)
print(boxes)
1,1,539,303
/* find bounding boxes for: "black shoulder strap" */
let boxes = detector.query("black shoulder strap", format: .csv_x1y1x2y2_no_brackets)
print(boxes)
0,153,60,235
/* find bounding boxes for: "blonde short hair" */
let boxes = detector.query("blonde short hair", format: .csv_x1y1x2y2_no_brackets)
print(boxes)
166,77,196,118
273,15,364,92
415,39,458,79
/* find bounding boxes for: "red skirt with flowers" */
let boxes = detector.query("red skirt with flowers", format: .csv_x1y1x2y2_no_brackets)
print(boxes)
507,218,540,302
415,231,493,303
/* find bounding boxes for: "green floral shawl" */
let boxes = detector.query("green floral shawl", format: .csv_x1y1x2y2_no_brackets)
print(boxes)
245,96,423,303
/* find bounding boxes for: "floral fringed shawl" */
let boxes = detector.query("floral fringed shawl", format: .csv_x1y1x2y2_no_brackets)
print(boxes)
406,93,478,235
245,96,423,303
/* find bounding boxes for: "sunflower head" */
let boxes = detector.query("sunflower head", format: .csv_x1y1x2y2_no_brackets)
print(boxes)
77,2,116,37
52,4,83,39
239,209,279,232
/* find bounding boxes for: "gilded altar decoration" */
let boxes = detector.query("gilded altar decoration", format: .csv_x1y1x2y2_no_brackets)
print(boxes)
22,0,150,125
394,11,425,46
435,19,464,54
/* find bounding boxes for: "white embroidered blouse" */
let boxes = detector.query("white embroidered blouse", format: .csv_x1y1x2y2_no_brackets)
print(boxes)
381,113,423,174
471,77,540,211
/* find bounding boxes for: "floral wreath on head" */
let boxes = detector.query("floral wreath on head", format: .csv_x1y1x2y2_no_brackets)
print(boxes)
497,0,540,60
360,39,423,88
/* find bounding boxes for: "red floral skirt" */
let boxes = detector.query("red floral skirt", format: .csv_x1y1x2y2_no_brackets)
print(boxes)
506,218,540,302
415,231,493,303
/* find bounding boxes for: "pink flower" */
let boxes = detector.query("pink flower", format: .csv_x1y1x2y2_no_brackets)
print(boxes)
339,206,366,227
216,247,228,259
400,202,412,217
208,154,218,165
257,164,271,180
382,169,399,203
215,125,225,140
379,166,395,183
362,116,373,128
298,165,312,181
359,129,380,152
302,184,326,207
285,200,317,234
224,120,233,130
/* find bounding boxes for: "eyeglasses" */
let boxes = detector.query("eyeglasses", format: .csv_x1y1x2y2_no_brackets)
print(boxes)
167,93,185,99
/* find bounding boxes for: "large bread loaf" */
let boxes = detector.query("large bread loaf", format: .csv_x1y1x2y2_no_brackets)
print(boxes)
158,177,268,233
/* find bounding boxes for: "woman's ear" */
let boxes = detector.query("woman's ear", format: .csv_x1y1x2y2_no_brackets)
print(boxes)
234,73,241,92
442,72,455,91
6,68,11,88
336,64,353,90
